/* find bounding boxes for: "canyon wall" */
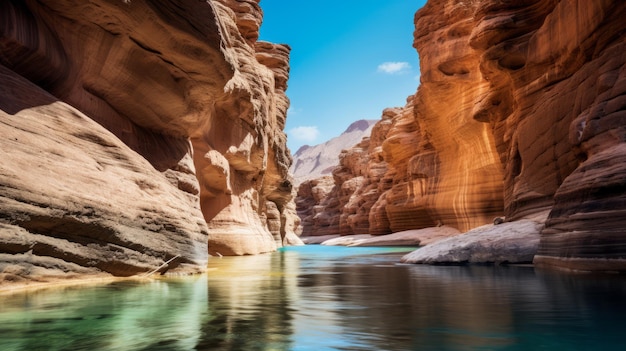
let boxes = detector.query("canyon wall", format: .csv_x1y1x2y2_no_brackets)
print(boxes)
301,0,626,271
0,0,298,286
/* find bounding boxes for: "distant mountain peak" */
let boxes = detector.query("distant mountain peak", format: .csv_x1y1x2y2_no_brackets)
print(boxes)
344,119,378,134
290,119,378,186
294,144,311,156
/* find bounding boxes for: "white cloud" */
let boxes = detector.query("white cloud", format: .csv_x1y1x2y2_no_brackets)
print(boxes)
377,61,411,74
287,106,302,116
288,126,319,142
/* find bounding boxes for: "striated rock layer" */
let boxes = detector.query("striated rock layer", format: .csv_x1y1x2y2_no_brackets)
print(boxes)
297,108,397,237
300,0,626,271
464,0,626,271
0,0,299,286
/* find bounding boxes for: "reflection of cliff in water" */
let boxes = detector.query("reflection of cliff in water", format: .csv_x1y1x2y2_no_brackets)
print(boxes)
198,253,297,350
0,276,209,350
201,248,626,350
2,248,626,350
303,263,626,350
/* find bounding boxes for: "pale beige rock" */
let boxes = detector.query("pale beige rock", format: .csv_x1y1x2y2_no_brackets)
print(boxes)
0,0,298,287
321,235,375,247
0,78,208,279
282,232,305,246
350,226,461,247
401,220,544,265
300,235,342,245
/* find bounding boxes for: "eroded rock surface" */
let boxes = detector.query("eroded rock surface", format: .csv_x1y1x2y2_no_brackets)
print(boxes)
297,109,395,237
0,0,299,286
299,0,626,271
401,220,543,265
464,0,626,271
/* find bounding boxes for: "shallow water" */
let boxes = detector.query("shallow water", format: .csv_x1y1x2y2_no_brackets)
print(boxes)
1,245,626,350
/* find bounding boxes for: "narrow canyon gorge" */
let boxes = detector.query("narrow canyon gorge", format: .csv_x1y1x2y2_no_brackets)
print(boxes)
298,0,626,271
1,0,625,289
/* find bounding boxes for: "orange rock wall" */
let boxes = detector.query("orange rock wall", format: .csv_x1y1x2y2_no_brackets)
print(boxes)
297,108,398,236
301,0,626,271
300,1,505,237
464,0,626,270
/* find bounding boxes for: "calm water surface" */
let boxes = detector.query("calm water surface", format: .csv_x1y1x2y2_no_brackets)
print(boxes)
1,245,626,350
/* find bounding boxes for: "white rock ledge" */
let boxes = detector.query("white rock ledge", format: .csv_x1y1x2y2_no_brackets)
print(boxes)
401,220,543,265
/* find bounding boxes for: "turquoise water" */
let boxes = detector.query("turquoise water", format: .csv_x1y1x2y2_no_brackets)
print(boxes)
1,245,626,350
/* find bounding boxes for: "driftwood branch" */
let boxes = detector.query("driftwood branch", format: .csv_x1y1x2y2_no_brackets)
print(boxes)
142,255,181,277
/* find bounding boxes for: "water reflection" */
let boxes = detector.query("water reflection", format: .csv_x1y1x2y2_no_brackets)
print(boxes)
198,253,297,350
0,276,208,350
1,246,626,350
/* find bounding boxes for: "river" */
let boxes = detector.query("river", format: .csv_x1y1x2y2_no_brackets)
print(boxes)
1,245,625,350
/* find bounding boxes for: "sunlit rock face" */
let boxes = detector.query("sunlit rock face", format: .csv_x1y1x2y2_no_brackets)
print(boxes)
301,1,506,237
194,1,298,255
409,1,506,233
0,0,297,284
299,0,626,270
296,112,393,237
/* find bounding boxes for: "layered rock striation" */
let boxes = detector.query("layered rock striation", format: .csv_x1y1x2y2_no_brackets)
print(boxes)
301,0,626,271
0,0,298,286
464,0,626,270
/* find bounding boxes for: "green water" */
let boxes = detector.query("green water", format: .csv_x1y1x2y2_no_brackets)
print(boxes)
1,245,626,350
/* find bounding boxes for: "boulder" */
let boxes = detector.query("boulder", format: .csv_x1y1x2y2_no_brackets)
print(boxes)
401,220,544,265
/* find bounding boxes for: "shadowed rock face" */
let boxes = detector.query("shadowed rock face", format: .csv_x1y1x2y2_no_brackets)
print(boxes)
0,0,298,285
463,0,626,271
299,0,626,271
493,0,626,271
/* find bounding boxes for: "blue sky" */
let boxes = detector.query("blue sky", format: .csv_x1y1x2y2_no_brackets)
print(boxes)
258,0,428,153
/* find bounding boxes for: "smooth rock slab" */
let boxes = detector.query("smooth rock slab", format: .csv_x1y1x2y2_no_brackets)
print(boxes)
401,220,543,265
321,235,374,246
349,226,461,247
300,235,341,245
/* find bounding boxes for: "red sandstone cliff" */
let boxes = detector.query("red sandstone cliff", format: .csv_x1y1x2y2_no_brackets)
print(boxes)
300,0,626,272
0,0,299,286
